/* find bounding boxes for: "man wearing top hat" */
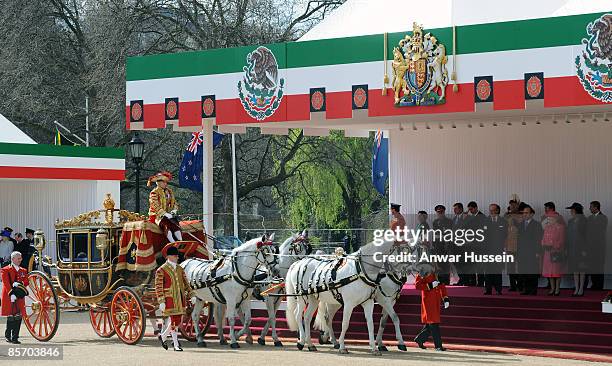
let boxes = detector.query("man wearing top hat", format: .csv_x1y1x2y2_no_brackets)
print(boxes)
1,251,29,344
148,171,183,243
155,245,196,351
390,203,407,244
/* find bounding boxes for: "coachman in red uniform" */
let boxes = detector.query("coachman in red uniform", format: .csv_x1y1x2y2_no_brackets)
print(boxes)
1,251,29,344
414,272,450,351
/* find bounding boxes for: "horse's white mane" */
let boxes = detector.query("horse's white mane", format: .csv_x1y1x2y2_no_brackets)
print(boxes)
357,239,394,257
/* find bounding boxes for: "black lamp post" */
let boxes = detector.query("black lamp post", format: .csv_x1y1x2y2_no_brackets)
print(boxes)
128,133,145,213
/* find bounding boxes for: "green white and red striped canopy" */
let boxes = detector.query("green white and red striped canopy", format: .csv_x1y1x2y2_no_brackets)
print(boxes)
125,11,612,131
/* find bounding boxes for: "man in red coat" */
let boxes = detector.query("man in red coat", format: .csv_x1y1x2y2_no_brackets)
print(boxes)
414,272,450,351
1,251,29,344
155,246,195,351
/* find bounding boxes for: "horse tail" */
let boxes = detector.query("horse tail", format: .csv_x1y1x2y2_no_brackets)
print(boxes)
313,301,328,332
285,267,299,332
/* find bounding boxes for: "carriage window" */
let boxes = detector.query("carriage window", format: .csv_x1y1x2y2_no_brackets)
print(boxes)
72,233,89,262
89,233,102,262
58,233,70,262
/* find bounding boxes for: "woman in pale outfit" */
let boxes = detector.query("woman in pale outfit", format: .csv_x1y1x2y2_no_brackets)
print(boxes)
541,205,565,296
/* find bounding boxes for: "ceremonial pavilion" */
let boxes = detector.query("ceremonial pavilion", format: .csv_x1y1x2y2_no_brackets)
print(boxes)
0,113,125,258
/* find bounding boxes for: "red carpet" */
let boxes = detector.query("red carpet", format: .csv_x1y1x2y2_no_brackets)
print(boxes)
207,286,612,356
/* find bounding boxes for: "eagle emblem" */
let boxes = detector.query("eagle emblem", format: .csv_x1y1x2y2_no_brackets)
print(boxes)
392,22,448,106
576,14,612,102
238,46,285,120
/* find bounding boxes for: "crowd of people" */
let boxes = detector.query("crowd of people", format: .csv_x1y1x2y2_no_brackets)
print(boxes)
0,227,35,269
393,198,608,296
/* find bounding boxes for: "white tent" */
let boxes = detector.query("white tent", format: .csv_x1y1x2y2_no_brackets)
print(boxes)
299,0,612,41
0,113,36,144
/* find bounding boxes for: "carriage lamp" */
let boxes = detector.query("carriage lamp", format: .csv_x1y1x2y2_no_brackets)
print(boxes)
96,228,109,251
34,229,46,252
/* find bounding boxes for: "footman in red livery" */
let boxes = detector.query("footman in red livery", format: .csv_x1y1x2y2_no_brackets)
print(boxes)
414,271,450,351
1,251,29,344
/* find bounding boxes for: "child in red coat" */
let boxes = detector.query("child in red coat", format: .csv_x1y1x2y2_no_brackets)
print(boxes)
414,272,450,351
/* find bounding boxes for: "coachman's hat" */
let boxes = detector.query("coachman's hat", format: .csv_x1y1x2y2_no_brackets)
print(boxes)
147,171,173,187
390,203,401,211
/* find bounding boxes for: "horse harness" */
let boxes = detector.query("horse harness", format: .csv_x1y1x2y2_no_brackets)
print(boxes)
295,254,383,306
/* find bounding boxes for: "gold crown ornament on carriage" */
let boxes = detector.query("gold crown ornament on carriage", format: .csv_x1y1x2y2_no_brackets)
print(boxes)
390,22,450,106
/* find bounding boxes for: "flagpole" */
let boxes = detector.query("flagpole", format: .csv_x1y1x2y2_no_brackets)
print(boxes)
231,133,239,237
202,120,214,257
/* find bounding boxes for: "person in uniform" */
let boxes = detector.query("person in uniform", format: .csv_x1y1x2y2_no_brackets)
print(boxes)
1,251,29,344
148,171,182,243
155,246,196,351
390,203,406,244
414,271,450,351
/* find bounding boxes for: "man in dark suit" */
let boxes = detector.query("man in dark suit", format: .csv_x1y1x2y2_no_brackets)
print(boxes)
484,204,507,295
517,205,544,295
465,201,487,286
586,201,608,290
14,229,34,271
433,205,453,284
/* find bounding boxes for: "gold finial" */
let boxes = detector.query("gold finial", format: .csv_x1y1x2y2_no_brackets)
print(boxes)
103,193,115,210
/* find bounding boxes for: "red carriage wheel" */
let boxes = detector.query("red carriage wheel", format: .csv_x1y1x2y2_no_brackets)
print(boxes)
110,287,146,345
23,271,60,342
179,302,213,342
89,306,116,338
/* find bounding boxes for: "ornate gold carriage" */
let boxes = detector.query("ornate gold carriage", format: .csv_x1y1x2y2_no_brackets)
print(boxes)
22,194,213,345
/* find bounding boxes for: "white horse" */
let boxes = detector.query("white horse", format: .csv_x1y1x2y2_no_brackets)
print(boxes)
182,234,277,348
285,239,396,355
318,242,435,352
216,231,312,346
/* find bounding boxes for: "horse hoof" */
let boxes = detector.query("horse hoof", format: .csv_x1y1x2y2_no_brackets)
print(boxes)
245,335,254,344
197,341,207,348
397,344,407,351
333,343,340,349
230,342,240,349
257,338,266,346
318,334,329,345
308,345,318,352
339,348,349,354
274,340,283,347
378,345,388,352
220,339,228,346
372,350,382,356
296,343,304,350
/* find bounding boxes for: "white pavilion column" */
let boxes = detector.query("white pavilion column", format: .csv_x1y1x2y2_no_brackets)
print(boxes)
202,119,214,256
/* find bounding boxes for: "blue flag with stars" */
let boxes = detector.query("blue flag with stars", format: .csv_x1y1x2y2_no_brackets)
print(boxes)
371,130,388,195
179,130,224,192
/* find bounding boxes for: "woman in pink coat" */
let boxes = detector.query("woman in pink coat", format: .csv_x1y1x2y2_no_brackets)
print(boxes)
541,204,565,296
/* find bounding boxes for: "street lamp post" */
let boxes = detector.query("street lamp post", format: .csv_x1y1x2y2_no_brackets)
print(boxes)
129,133,145,213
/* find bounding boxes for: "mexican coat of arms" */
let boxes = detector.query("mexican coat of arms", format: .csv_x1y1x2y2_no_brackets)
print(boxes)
238,46,285,120
392,22,449,106
576,14,612,102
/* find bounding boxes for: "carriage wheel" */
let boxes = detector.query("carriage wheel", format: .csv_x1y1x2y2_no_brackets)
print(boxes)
110,287,145,345
179,302,213,342
89,306,116,338
23,271,60,342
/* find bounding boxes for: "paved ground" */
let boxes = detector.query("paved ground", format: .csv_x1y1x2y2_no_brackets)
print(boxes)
0,312,609,366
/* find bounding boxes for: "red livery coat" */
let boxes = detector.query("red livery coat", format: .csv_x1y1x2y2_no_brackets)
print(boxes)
414,273,448,324
1,264,29,316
